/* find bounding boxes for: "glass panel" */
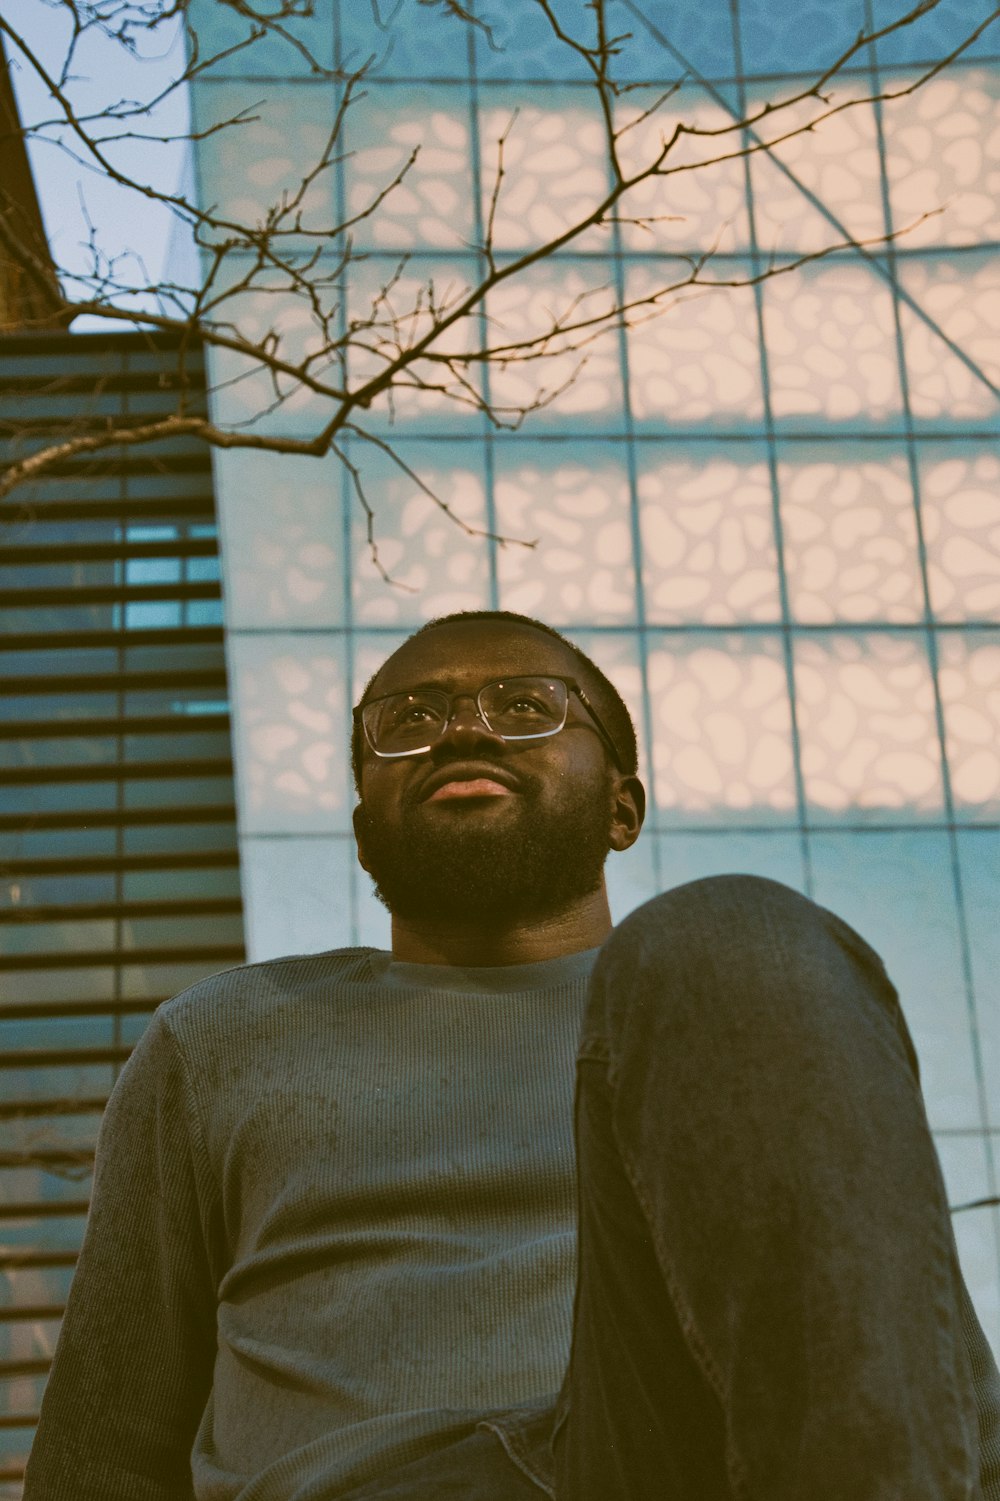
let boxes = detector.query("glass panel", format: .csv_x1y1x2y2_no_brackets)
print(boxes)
809,829,982,1131
883,70,1000,250
227,633,350,834
338,0,470,80
190,79,341,237
626,265,763,425
348,442,490,626
763,260,901,423
486,258,623,423
341,254,483,430
654,829,807,892
646,633,796,822
638,448,780,623
214,451,343,631
749,86,884,255
346,84,474,251
241,835,354,962
615,87,749,254
921,452,1000,621
495,444,636,625
738,0,867,72
793,632,944,821
938,632,1000,820
477,86,609,255
780,452,923,623
899,254,1000,420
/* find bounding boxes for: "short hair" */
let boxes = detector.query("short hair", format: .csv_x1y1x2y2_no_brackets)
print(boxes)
351,609,639,794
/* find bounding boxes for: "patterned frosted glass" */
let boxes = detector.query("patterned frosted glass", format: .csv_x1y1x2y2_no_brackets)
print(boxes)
345,87,475,250
494,449,636,624
638,453,781,623
808,830,982,1131
568,629,649,786
241,835,353,963
626,269,763,422
192,81,340,234
646,635,796,819
478,91,610,253
883,72,1000,248
339,0,470,78
737,0,868,73
899,257,1000,419
764,261,901,421
780,456,923,624
345,257,482,425
654,830,807,892
190,0,335,76
228,633,349,834
349,446,491,624
922,454,1000,621
938,633,1000,818
486,261,623,419
794,633,944,818
614,91,749,254
214,450,343,629
205,278,339,437
749,90,884,255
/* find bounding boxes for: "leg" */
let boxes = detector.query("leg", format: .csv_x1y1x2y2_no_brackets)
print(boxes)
555,874,984,1500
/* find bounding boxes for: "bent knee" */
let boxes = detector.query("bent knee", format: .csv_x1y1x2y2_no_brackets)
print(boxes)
592,872,898,1038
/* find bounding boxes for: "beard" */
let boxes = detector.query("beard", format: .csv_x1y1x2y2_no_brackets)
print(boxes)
357,766,615,923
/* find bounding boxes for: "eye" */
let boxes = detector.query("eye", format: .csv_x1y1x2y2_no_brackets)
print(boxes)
501,694,550,718
395,700,441,726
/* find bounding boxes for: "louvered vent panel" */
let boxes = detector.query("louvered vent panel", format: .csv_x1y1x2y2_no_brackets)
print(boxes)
0,330,246,1493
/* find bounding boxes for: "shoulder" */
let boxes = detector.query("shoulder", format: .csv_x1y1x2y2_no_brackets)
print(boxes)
154,946,384,1045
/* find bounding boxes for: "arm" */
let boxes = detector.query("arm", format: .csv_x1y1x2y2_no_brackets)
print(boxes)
24,1010,224,1501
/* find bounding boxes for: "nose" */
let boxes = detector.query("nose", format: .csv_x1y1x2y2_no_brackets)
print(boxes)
432,696,506,756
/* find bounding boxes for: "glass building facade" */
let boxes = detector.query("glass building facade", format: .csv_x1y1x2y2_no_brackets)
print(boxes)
0,329,246,1491
183,0,1000,1356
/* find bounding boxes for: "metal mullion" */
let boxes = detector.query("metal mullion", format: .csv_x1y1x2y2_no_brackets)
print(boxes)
0,711,231,739
0,804,237,831
7,850,240,876
6,538,219,565
6,581,221,608
0,757,234,785
0,998,164,1021
729,0,813,896
1,896,242,922
0,668,229,696
0,626,225,653
0,945,244,975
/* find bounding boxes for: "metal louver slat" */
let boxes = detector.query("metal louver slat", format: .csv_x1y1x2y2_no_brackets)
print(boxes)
0,327,247,1489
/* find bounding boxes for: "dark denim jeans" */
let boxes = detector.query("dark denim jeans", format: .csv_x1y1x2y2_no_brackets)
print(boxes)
343,875,1000,1500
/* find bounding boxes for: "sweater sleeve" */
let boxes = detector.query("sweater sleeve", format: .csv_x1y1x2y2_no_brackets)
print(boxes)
23,1009,224,1501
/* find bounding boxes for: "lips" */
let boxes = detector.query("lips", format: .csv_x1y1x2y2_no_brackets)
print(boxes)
427,778,513,801
419,764,520,803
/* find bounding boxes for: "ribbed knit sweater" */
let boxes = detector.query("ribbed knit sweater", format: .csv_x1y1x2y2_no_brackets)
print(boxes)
24,946,597,1501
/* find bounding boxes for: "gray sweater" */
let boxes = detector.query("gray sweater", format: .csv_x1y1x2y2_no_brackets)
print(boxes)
24,946,597,1500
25,943,1000,1499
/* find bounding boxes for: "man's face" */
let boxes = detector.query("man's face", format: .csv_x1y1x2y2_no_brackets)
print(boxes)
352,621,640,924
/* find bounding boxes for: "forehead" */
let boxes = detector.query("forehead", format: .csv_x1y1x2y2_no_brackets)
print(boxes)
370,622,579,696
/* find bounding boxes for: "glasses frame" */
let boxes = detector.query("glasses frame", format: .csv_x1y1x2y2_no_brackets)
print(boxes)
356,674,624,770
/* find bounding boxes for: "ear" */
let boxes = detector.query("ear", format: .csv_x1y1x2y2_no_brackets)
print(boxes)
352,804,373,875
609,774,645,853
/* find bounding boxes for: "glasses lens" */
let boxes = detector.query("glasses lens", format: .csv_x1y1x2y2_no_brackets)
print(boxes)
480,677,567,739
364,690,449,754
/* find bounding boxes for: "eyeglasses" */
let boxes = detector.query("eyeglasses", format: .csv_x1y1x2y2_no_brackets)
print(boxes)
357,674,623,768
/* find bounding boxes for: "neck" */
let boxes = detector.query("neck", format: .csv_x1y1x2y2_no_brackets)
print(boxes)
388,882,613,967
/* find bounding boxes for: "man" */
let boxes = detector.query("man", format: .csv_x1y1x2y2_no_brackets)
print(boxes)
25,609,1000,1499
